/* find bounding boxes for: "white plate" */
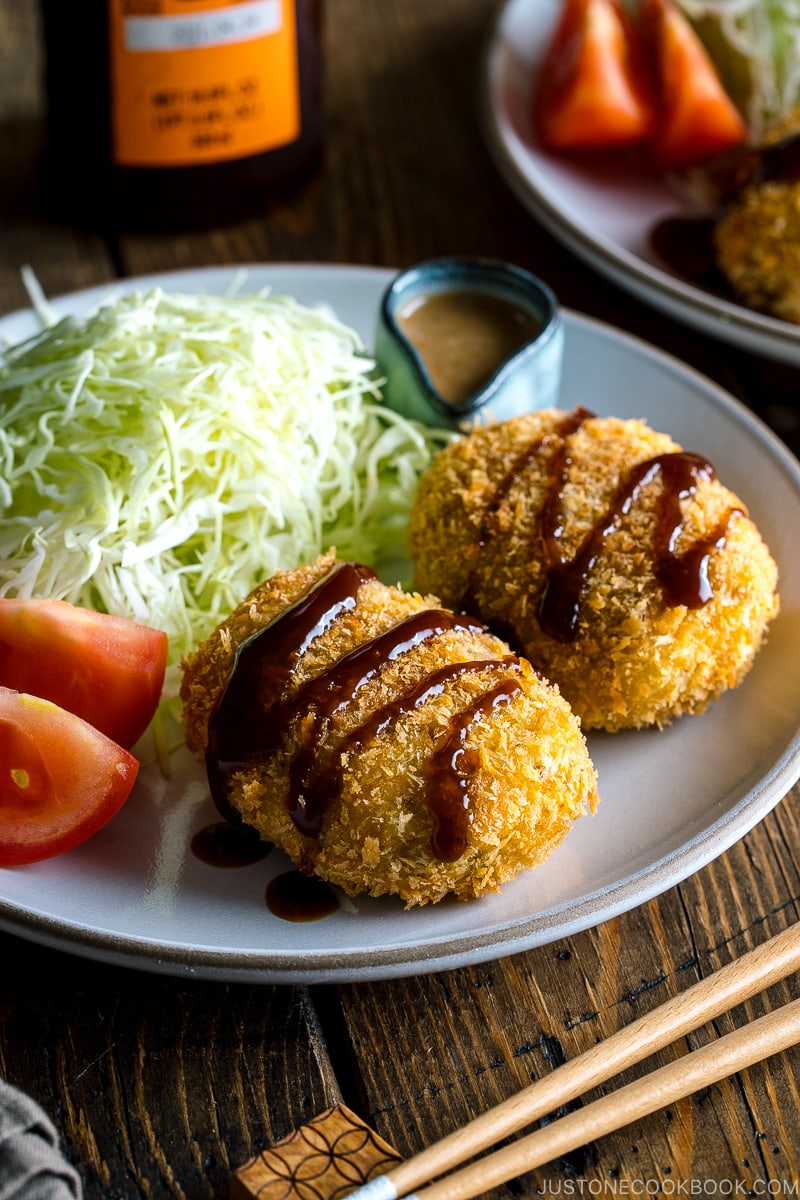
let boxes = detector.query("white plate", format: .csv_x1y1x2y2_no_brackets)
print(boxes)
1,264,799,984
480,0,800,366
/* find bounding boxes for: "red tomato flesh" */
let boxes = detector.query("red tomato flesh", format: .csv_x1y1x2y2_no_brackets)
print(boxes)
642,0,748,169
0,688,139,866
0,598,167,749
536,0,656,150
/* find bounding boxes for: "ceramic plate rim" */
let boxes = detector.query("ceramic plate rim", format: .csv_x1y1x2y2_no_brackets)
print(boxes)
0,263,798,984
478,0,800,364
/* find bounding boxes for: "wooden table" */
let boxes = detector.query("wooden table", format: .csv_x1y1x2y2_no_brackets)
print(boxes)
1,2,800,1196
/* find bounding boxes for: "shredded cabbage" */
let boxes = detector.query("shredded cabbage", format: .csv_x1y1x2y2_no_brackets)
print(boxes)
0,285,450,689
675,0,800,139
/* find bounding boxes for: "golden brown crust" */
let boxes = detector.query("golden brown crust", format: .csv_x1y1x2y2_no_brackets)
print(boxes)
180,553,598,905
408,411,779,731
181,552,341,757
713,109,800,325
714,180,800,324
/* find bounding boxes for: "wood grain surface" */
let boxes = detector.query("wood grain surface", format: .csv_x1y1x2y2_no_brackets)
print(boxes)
1,2,799,1197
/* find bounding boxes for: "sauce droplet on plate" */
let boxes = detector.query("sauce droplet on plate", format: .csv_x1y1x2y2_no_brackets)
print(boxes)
266,871,340,922
650,214,727,293
191,821,272,867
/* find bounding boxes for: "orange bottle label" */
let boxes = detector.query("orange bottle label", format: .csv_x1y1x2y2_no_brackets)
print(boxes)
108,0,300,167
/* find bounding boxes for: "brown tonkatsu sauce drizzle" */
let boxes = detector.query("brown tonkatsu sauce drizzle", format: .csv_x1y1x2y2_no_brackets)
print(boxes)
464,410,742,645
206,559,522,862
461,407,593,616
475,407,594,552
650,215,727,295
656,508,742,605
427,668,523,861
285,607,488,820
206,560,377,819
292,654,521,847
538,451,743,643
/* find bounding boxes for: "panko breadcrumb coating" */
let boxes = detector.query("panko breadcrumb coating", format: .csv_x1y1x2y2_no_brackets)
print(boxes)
180,552,598,906
713,114,800,324
714,180,800,324
408,409,779,732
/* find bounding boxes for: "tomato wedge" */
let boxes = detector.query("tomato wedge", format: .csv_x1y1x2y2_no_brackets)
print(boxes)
535,0,656,150
641,0,748,169
0,688,139,866
0,598,167,749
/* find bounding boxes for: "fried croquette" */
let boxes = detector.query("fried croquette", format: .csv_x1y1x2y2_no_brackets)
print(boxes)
408,409,779,732
714,179,800,323
180,552,598,906
713,117,800,323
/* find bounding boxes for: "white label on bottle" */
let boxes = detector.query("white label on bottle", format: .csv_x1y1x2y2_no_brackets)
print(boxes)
123,0,282,53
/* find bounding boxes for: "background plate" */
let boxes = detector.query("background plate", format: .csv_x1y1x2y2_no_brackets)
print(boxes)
1,263,799,983
480,0,800,366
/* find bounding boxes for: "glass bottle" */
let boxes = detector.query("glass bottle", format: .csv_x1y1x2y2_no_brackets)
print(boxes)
39,0,324,229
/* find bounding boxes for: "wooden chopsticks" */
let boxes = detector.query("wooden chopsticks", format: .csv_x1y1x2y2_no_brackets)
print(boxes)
347,921,800,1200
407,996,800,1200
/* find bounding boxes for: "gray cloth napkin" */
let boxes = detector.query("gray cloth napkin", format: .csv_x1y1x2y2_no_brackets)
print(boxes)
0,1080,81,1200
